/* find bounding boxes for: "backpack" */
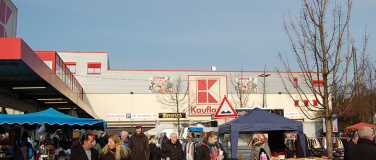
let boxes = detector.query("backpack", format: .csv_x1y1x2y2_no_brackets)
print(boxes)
258,148,270,160
14,140,29,160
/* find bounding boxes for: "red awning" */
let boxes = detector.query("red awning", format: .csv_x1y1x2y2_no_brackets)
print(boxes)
345,122,374,130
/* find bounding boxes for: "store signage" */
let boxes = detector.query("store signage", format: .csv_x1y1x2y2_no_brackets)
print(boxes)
149,76,174,93
190,106,217,114
159,113,186,118
107,113,127,119
236,77,258,93
188,75,228,115
132,113,157,119
284,111,303,117
107,113,157,119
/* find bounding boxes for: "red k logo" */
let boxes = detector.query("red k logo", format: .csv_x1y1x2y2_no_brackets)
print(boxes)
197,79,220,104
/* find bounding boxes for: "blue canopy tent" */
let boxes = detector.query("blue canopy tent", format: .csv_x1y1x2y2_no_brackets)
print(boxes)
188,127,203,132
218,108,307,158
0,108,106,131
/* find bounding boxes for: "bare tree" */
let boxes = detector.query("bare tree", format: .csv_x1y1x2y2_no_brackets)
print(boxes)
230,69,251,108
277,0,368,158
157,76,190,136
363,60,376,127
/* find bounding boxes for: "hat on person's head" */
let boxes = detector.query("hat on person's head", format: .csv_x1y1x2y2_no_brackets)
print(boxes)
91,133,96,139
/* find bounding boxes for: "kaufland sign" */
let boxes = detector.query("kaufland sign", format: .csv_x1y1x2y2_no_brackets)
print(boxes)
188,75,228,115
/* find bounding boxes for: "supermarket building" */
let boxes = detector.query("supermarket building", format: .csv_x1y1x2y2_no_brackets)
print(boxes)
0,0,326,137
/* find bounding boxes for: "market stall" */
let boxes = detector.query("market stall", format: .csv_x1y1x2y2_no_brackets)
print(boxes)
345,122,374,132
218,108,307,158
0,108,106,159
0,108,106,131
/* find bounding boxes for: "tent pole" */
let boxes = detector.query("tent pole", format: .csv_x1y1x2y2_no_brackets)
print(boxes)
225,117,230,157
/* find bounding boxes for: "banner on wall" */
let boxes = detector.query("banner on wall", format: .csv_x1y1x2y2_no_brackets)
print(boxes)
323,114,338,132
188,75,228,115
107,113,157,119
235,77,258,93
149,76,174,93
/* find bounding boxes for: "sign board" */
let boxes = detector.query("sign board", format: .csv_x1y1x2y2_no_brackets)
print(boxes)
107,113,157,119
159,113,186,118
323,114,338,132
284,111,303,117
188,75,228,115
214,97,238,118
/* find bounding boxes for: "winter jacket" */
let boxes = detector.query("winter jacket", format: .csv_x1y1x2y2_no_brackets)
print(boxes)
346,138,376,160
70,145,99,160
250,141,271,160
197,141,227,160
160,140,184,160
149,143,161,160
100,135,109,147
93,141,102,158
128,132,150,160
11,138,33,160
100,145,130,160
123,137,130,148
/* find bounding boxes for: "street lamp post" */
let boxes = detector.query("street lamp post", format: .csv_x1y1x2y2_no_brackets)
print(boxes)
258,64,271,108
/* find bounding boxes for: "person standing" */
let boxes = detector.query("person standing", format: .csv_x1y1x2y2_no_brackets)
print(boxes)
346,126,376,160
100,133,109,148
160,133,183,160
344,132,358,159
197,131,227,160
11,131,33,160
128,126,150,160
92,134,102,158
120,131,130,147
70,132,99,160
100,135,130,160
149,138,161,160
249,137,271,160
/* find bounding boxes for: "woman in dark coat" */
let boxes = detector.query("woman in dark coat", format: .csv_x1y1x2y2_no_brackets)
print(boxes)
101,135,131,160
197,131,227,160
149,138,161,160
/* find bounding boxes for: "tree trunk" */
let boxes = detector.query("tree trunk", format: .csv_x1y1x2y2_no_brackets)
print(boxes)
325,116,333,159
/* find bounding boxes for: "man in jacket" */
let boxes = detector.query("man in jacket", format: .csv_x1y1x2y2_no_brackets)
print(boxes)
11,131,33,160
70,132,99,160
346,126,376,160
120,131,130,147
160,133,183,160
344,132,358,159
129,126,150,160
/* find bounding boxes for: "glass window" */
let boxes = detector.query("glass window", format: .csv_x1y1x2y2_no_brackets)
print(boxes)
294,100,299,107
65,62,76,74
87,62,101,74
43,61,53,69
293,77,298,88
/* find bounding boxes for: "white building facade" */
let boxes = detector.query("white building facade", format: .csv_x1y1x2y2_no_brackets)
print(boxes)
56,51,325,137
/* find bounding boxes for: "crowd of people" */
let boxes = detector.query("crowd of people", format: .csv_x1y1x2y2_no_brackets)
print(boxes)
10,126,228,160
13,125,376,160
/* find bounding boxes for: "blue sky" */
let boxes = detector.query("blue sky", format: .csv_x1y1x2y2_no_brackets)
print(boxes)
12,0,376,71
